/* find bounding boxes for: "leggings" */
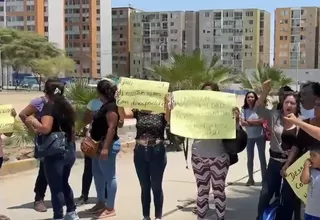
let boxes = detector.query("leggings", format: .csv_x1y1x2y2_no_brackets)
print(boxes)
192,154,230,220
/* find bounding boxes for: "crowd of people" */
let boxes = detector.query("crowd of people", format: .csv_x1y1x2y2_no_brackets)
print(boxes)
0,78,320,220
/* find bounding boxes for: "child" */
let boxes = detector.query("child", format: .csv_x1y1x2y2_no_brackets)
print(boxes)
301,147,320,220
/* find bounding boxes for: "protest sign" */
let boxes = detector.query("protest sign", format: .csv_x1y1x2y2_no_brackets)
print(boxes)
285,152,309,204
170,90,236,139
0,104,14,133
117,77,169,113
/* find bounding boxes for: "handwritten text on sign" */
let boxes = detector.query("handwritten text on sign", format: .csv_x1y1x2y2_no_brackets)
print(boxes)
285,152,309,204
117,77,169,113
170,90,236,139
0,104,14,133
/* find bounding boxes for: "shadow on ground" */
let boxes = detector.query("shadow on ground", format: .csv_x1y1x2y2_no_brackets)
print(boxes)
171,185,261,220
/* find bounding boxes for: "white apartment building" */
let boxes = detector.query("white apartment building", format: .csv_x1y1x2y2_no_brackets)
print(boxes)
130,11,186,78
198,9,271,72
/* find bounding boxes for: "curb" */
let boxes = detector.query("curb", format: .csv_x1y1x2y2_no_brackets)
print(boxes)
0,140,136,177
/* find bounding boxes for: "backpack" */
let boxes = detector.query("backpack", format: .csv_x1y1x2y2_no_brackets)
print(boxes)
222,126,247,154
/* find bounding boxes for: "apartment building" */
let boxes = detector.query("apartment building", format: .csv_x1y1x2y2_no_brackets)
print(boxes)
112,7,135,77
274,7,320,69
185,11,199,54
130,11,186,78
199,9,271,72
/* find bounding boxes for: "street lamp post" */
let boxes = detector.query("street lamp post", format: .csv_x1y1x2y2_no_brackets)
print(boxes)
159,42,165,82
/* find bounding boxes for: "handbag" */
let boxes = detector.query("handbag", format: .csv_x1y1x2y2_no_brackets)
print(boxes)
34,131,67,158
80,136,100,158
222,126,248,154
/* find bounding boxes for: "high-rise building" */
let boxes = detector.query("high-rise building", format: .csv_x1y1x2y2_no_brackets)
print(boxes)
184,11,199,54
1,0,112,78
199,9,271,72
112,7,135,77
130,11,186,78
274,7,320,69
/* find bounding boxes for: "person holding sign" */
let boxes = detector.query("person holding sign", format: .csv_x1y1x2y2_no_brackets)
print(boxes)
117,95,170,220
255,80,301,220
0,107,16,220
189,82,232,220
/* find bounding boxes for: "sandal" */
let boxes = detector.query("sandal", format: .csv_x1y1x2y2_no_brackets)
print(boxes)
85,203,106,214
94,209,116,219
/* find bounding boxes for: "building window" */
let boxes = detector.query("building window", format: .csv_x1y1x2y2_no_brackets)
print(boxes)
245,11,254,17
119,10,123,15
204,12,210,17
248,20,253,25
27,5,35,11
280,10,288,16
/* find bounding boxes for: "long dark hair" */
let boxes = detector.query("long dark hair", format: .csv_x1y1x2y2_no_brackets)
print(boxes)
44,78,75,137
242,91,258,109
97,79,117,102
279,92,301,117
201,82,220,91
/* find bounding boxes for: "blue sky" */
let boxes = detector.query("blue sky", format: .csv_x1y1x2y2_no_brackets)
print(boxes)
112,0,319,64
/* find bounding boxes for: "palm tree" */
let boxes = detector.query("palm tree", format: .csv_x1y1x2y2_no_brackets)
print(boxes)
4,119,35,148
239,66,294,94
151,50,236,90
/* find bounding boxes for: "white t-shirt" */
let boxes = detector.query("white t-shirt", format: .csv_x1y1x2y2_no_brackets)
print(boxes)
300,106,314,120
306,168,320,217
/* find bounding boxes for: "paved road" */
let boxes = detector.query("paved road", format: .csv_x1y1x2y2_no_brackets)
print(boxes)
0,148,267,220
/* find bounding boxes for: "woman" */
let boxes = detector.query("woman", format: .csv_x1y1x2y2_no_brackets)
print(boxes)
118,94,169,220
240,91,267,186
19,96,49,212
86,80,120,218
255,80,300,220
0,108,16,220
76,97,108,206
190,82,232,220
24,78,79,220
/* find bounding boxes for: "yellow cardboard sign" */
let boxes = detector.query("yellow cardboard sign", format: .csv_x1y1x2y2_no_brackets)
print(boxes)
285,152,309,204
0,104,14,133
170,90,236,139
117,77,169,113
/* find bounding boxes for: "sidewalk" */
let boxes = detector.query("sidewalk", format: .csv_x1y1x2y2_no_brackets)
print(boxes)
0,147,266,220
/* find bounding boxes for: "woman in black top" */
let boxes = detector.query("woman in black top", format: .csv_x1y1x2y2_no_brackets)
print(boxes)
87,80,120,219
118,98,170,220
25,78,79,220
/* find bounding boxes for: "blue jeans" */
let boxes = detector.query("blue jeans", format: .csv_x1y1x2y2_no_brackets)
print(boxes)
247,136,267,181
43,142,76,219
92,140,120,209
257,158,299,220
305,214,320,220
134,143,167,219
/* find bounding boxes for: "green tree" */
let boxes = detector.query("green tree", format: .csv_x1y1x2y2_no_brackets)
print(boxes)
151,50,236,90
238,66,294,94
0,28,62,72
30,56,76,78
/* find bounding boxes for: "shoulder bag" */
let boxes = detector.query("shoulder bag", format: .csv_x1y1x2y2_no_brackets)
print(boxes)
35,131,67,158
80,136,100,158
222,126,248,155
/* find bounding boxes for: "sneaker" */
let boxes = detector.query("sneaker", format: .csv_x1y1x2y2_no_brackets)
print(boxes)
76,195,88,206
34,200,47,212
85,203,106,214
143,218,151,220
64,211,80,220
94,209,116,219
